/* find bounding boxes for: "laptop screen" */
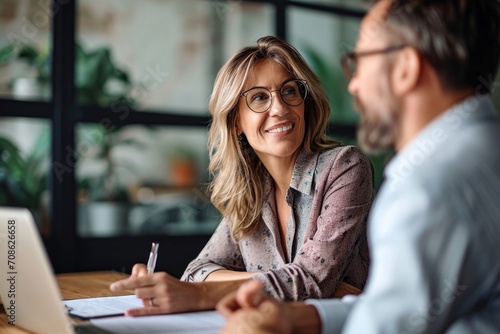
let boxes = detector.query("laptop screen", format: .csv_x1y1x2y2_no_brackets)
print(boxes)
0,207,74,334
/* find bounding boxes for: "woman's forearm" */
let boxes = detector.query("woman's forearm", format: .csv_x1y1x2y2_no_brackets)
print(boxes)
205,269,256,282
192,270,256,310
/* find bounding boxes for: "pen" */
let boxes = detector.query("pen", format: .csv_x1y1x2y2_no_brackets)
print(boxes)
146,242,159,307
147,242,159,275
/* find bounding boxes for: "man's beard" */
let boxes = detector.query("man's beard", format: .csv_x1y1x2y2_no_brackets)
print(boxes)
354,95,400,154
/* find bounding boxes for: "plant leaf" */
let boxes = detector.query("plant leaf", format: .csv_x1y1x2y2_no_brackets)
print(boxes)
0,44,16,65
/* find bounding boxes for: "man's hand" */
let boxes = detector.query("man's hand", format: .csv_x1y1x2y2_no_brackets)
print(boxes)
217,280,322,334
217,280,293,334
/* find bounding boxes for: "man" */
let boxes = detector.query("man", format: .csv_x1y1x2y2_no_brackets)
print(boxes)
216,0,500,333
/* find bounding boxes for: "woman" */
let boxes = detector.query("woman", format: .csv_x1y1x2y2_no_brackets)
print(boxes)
110,36,373,316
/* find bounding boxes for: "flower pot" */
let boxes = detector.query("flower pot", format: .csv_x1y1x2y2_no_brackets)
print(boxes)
78,202,129,237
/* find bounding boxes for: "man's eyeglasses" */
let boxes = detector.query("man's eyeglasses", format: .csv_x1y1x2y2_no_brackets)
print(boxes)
341,45,407,79
240,79,308,113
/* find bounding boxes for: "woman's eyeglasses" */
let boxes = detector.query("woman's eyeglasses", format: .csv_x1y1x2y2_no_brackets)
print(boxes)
240,79,308,113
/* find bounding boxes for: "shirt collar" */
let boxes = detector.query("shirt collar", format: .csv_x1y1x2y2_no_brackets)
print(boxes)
262,147,318,197
289,148,318,196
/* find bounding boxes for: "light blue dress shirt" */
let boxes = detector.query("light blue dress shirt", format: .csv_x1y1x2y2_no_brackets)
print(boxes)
307,96,500,333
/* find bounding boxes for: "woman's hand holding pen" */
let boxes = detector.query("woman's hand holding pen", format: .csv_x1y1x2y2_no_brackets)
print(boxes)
110,263,253,316
110,263,206,316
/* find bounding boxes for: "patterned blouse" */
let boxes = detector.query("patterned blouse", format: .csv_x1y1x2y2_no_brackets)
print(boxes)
181,145,373,301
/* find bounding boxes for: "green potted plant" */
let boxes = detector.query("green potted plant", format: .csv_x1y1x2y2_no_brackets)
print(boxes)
0,41,136,107
78,125,144,202
75,42,136,107
1,41,139,235
77,125,147,236
0,42,50,99
0,131,50,228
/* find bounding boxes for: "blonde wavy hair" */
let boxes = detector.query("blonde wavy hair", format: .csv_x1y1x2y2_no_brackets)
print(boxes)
208,36,340,241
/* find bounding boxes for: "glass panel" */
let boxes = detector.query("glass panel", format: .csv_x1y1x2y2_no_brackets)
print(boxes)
289,7,361,125
76,124,220,237
0,117,51,233
0,0,52,101
292,0,369,11
76,0,274,113
218,2,275,60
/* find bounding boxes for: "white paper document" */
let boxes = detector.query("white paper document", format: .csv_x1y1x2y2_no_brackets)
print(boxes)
90,310,225,334
64,295,143,319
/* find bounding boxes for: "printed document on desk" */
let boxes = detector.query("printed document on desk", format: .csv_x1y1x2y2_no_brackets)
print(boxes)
90,310,225,334
64,295,143,319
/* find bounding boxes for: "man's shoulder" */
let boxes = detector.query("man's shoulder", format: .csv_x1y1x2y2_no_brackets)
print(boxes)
424,118,500,180
388,108,500,191
381,118,500,222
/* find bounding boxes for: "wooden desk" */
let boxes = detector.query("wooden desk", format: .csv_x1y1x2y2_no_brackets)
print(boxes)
0,272,361,334
0,271,131,333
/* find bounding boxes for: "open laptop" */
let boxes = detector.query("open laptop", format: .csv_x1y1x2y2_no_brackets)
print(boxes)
0,207,112,334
